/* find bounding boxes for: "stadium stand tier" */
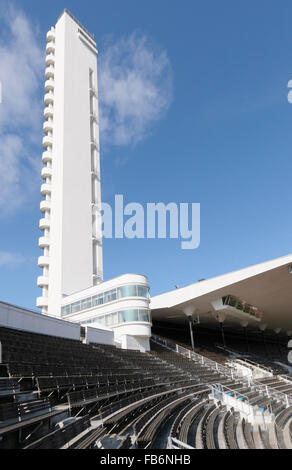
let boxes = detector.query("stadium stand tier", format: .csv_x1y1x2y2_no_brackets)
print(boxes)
0,325,292,449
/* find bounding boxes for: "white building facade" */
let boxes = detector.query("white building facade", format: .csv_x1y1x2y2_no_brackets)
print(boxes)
61,274,151,352
37,10,152,351
37,10,103,316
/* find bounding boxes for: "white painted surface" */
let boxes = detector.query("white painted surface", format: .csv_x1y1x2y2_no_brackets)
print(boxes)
0,302,80,340
84,325,114,346
151,254,292,309
120,335,150,352
38,10,103,316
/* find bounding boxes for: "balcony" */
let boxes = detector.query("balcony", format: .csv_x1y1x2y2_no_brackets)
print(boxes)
44,93,54,106
91,140,99,151
90,113,98,123
40,200,51,213
45,79,55,92
39,218,51,230
41,184,52,196
89,87,97,97
39,237,50,249
44,106,54,120
46,29,55,43
41,167,52,179
45,65,55,79
46,42,55,55
42,135,53,149
36,297,49,308
42,151,52,164
37,276,49,288
38,256,50,268
43,120,53,134
46,53,55,66
36,297,49,309
211,296,263,323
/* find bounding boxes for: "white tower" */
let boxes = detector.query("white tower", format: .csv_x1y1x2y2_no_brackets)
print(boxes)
37,10,103,316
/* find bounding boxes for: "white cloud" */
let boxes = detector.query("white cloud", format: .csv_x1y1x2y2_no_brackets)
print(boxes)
99,31,173,148
0,250,25,267
0,11,173,215
0,5,43,215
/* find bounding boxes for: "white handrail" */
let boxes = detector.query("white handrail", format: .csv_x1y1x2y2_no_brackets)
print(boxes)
167,437,194,449
151,335,292,408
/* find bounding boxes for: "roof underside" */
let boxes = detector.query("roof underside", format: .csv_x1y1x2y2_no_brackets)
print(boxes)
150,255,292,332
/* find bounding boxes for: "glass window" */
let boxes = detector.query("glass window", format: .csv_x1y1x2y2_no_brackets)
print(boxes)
120,309,139,323
137,286,149,298
118,285,137,298
111,312,119,325
71,301,81,313
139,310,150,322
95,315,105,325
92,294,104,306
104,289,117,303
81,297,92,311
61,305,71,316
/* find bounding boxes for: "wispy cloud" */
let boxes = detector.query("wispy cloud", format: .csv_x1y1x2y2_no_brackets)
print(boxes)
99,31,173,149
0,251,26,267
0,5,43,216
0,9,173,216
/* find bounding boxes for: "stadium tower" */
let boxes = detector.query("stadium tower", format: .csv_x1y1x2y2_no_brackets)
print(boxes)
37,10,103,316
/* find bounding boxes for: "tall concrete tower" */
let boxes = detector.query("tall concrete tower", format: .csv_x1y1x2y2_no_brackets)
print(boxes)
37,10,103,316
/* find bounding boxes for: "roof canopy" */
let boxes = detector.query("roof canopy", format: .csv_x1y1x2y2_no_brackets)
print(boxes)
150,254,292,333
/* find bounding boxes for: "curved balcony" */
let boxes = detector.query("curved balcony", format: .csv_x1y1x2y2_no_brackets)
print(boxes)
40,200,51,213
41,184,52,196
39,237,50,249
46,53,55,66
43,120,53,133
42,135,53,149
44,93,54,106
41,167,52,179
46,42,55,55
45,65,54,79
39,218,51,230
38,256,50,268
44,106,54,119
36,297,49,309
37,276,49,288
46,29,55,43
45,79,55,92
42,151,52,164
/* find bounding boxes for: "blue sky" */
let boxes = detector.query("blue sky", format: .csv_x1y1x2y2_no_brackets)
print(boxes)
0,0,292,310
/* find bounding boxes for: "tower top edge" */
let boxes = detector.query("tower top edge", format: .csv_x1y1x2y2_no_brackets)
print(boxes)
57,8,95,42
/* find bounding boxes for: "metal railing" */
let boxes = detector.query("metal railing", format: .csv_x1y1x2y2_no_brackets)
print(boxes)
167,436,194,449
151,334,245,380
151,334,292,408
209,383,273,429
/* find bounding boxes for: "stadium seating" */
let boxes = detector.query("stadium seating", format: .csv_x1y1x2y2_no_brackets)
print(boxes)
0,325,292,449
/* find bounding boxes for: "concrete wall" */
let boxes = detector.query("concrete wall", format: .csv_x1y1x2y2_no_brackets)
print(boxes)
0,302,80,340
120,334,150,353
84,325,114,346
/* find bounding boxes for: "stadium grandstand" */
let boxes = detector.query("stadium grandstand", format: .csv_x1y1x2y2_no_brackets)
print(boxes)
1,252,292,450
1,9,292,451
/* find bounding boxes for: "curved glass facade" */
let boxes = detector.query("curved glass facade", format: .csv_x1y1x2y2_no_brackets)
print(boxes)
61,284,149,316
82,308,151,327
